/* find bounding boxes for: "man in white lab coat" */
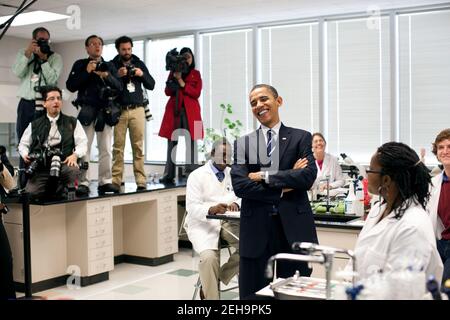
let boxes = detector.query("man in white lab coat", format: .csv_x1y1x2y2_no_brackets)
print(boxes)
428,129,450,285
185,138,240,300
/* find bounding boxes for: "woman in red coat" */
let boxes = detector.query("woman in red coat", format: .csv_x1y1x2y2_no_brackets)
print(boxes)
159,48,204,183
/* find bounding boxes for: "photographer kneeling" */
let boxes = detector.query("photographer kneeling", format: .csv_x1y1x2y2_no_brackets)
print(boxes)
18,86,88,199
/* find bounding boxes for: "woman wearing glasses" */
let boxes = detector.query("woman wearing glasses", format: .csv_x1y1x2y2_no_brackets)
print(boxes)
353,142,442,283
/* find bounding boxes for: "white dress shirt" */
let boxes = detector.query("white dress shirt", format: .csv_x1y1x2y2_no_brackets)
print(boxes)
18,113,88,159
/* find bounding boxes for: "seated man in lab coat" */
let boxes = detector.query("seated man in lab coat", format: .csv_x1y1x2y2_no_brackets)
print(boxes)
185,138,240,300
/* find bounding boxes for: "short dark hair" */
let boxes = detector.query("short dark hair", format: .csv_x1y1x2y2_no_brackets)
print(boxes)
312,132,326,144
211,138,231,156
115,36,133,50
250,84,279,99
376,142,431,219
32,27,50,40
432,128,450,156
41,86,62,101
85,35,104,47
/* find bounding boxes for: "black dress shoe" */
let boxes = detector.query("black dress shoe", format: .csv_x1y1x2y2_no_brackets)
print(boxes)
159,175,174,184
75,185,90,197
98,183,120,195
136,185,146,192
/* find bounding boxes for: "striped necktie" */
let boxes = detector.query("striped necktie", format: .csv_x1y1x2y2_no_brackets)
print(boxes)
267,129,275,158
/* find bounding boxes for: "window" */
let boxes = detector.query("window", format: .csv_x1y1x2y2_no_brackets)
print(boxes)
326,17,391,163
259,23,319,133
200,29,254,153
398,10,450,164
145,36,194,163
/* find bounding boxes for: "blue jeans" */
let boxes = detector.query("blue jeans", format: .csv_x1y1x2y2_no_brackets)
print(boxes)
437,238,450,286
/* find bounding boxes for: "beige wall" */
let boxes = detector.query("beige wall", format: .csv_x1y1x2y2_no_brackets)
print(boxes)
0,36,29,123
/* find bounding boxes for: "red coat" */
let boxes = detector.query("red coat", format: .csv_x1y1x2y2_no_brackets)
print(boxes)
158,69,204,140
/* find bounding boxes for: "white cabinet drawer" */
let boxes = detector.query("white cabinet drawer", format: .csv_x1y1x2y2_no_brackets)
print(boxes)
88,223,111,238
88,257,113,275
88,235,112,250
89,246,112,262
87,212,111,227
87,201,110,215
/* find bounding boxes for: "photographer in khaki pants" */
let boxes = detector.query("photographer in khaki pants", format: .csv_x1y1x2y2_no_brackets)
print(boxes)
0,148,16,299
111,36,155,191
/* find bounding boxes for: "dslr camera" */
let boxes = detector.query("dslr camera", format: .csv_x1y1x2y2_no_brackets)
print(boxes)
36,38,52,55
126,64,137,77
26,151,44,176
165,48,189,73
95,61,109,72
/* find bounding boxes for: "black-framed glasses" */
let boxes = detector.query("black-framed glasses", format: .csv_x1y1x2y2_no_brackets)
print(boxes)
366,168,383,174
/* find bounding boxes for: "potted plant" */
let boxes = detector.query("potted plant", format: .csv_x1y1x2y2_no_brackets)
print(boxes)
199,103,243,162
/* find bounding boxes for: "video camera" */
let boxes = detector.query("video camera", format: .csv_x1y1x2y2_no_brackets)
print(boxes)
36,38,52,55
165,48,189,74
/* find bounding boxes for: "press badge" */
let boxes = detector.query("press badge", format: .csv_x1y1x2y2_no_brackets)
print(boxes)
31,73,39,83
127,82,135,93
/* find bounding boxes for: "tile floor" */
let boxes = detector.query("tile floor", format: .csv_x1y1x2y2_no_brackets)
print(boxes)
22,248,240,300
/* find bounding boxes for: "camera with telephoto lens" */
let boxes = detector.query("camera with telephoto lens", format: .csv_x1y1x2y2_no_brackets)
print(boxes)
165,48,189,73
126,64,136,77
47,148,63,178
36,38,52,55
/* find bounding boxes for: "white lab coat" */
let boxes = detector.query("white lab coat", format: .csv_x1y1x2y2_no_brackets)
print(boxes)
311,152,345,190
185,161,241,254
428,172,445,240
354,201,443,283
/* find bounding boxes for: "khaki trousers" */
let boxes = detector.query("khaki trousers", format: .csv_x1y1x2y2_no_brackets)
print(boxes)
112,107,146,187
198,220,239,300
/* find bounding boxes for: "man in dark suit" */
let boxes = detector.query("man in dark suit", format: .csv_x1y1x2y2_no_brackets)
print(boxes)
231,84,318,299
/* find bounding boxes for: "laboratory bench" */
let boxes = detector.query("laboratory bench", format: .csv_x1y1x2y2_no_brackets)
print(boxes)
3,180,187,296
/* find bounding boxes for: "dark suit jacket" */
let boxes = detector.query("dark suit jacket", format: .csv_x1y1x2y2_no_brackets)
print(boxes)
231,123,318,259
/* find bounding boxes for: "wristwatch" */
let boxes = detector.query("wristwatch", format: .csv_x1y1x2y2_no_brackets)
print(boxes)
260,171,269,183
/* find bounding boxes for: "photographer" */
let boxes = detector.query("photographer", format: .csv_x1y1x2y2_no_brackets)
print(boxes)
12,27,63,188
0,147,16,299
110,36,155,191
18,86,88,199
66,35,123,196
159,48,204,183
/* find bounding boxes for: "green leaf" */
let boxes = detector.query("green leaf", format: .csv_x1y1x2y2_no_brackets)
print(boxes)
224,118,231,125
219,104,226,109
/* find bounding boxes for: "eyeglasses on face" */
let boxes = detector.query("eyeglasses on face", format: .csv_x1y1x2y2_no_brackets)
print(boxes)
46,96,62,102
366,167,383,174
